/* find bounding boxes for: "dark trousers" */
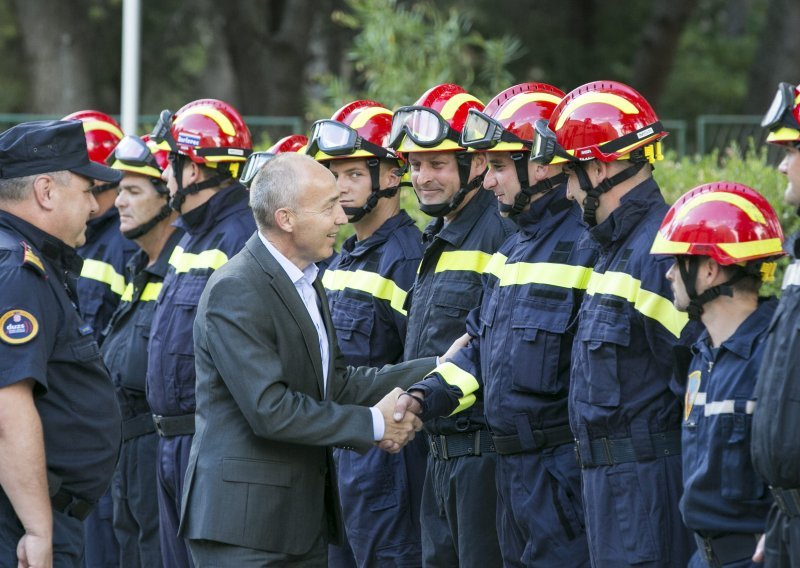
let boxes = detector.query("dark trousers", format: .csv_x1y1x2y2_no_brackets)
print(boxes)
156,433,194,568
112,431,162,567
763,503,800,568
83,489,119,567
581,453,695,567
0,488,85,567
495,445,590,567
189,534,327,567
420,451,502,568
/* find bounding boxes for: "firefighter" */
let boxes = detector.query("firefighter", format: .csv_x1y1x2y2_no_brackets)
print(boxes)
530,80,700,567
390,83,516,567
146,99,255,568
308,100,425,567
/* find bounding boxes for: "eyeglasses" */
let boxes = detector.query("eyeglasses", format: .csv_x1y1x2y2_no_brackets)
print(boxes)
238,151,277,188
307,120,393,159
109,136,162,171
762,82,800,130
150,109,178,152
460,109,529,150
388,106,461,149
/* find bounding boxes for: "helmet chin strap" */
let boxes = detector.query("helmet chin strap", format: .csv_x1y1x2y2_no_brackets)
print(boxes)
677,256,750,321
169,154,228,213
343,158,401,224
419,152,486,218
499,152,567,217
576,159,647,227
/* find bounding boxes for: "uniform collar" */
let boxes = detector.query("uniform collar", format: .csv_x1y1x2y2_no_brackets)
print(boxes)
514,185,573,238
341,210,416,258
0,209,81,274
692,297,778,360
176,183,249,235
589,177,664,248
423,186,495,248
126,227,184,280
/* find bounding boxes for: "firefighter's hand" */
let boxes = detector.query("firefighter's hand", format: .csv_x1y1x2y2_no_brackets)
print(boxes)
752,533,765,563
374,388,422,454
441,333,470,363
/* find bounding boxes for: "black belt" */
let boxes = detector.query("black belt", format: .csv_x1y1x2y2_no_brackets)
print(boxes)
575,430,681,468
152,413,195,438
428,429,495,460
694,532,758,567
122,413,157,441
51,490,93,521
771,486,800,518
492,425,574,455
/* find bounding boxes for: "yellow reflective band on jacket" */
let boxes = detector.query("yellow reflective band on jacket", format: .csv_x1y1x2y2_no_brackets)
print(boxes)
322,269,409,316
434,250,494,274
586,270,688,339
120,281,163,303
168,247,229,274
80,259,126,296
434,361,480,415
494,259,593,290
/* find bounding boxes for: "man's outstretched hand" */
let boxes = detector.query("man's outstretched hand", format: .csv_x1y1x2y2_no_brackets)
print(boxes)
373,388,422,454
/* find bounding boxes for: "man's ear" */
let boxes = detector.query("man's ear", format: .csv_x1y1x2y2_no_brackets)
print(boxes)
31,174,56,211
274,208,294,233
470,151,487,174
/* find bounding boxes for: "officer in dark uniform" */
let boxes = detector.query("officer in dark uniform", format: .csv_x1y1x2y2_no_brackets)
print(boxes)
0,120,122,568
308,101,425,567
399,83,594,567
390,84,516,567
101,135,182,567
752,82,800,567
146,99,255,568
652,182,783,567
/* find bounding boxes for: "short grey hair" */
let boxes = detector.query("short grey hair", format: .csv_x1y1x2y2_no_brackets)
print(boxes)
0,170,70,202
249,153,316,231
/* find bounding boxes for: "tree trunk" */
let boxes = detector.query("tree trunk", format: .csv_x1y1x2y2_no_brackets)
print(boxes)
629,0,696,108
744,0,800,113
10,0,96,113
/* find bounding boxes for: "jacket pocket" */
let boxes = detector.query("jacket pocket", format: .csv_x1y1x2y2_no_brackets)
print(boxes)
222,457,291,488
510,301,570,394
720,412,764,501
575,309,630,407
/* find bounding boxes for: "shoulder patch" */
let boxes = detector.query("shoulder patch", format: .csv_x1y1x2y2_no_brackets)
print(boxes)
21,242,46,276
0,309,39,344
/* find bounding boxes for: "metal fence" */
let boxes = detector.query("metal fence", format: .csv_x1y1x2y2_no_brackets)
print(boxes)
0,113,782,161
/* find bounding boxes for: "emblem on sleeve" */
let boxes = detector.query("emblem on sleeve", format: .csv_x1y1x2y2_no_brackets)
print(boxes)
21,241,45,275
0,310,39,344
684,370,702,421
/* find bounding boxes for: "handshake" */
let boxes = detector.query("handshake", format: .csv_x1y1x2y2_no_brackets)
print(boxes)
373,387,425,454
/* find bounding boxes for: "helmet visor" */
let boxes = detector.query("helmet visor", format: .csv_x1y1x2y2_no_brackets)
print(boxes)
530,119,565,164
389,106,460,149
761,82,800,130
151,109,178,152
111,136,160,169
461,108,529,150
308,120,393,158
239,151,276,188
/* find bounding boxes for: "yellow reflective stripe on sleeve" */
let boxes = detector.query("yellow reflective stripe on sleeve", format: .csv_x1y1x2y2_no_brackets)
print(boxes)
434,361,480,415
322,269,409,316
168,247,229,274
496,261,592,289
80,259,126,296
120,281,163,303
483,252,507,278
434,250,494,274
586,270,688,338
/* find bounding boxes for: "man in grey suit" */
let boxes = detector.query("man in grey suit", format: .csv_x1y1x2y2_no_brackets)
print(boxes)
179,153,437,567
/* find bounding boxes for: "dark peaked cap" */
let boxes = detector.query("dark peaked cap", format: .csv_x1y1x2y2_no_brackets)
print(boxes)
0,120,122,183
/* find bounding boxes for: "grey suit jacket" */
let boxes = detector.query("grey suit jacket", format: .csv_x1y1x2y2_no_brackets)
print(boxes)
179,232,435,554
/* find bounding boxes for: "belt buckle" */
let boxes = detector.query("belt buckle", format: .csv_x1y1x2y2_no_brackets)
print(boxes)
152,414,164,437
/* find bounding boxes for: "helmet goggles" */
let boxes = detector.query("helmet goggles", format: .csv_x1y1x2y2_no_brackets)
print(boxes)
110,135,161,170
239,151,277,188
389,106,461,149
529,119,575,164
151,109,178,152
460,109,529,150
761,82,800,131
308,120,394,159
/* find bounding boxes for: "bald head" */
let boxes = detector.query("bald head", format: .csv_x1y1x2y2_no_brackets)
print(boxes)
250,153,335,232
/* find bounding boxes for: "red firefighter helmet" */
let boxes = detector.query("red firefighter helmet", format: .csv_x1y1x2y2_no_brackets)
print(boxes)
390,84,484,153
267,134,308,154
153,98,252,174
108,134,168,183
63,110,124,165
461,82,565,152
763,82,800,145
651,181,785,265
239,134,309,188
541,80,667,164
309,100,396,161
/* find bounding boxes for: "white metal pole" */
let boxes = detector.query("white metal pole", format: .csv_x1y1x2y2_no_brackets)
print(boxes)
120,0,141,135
